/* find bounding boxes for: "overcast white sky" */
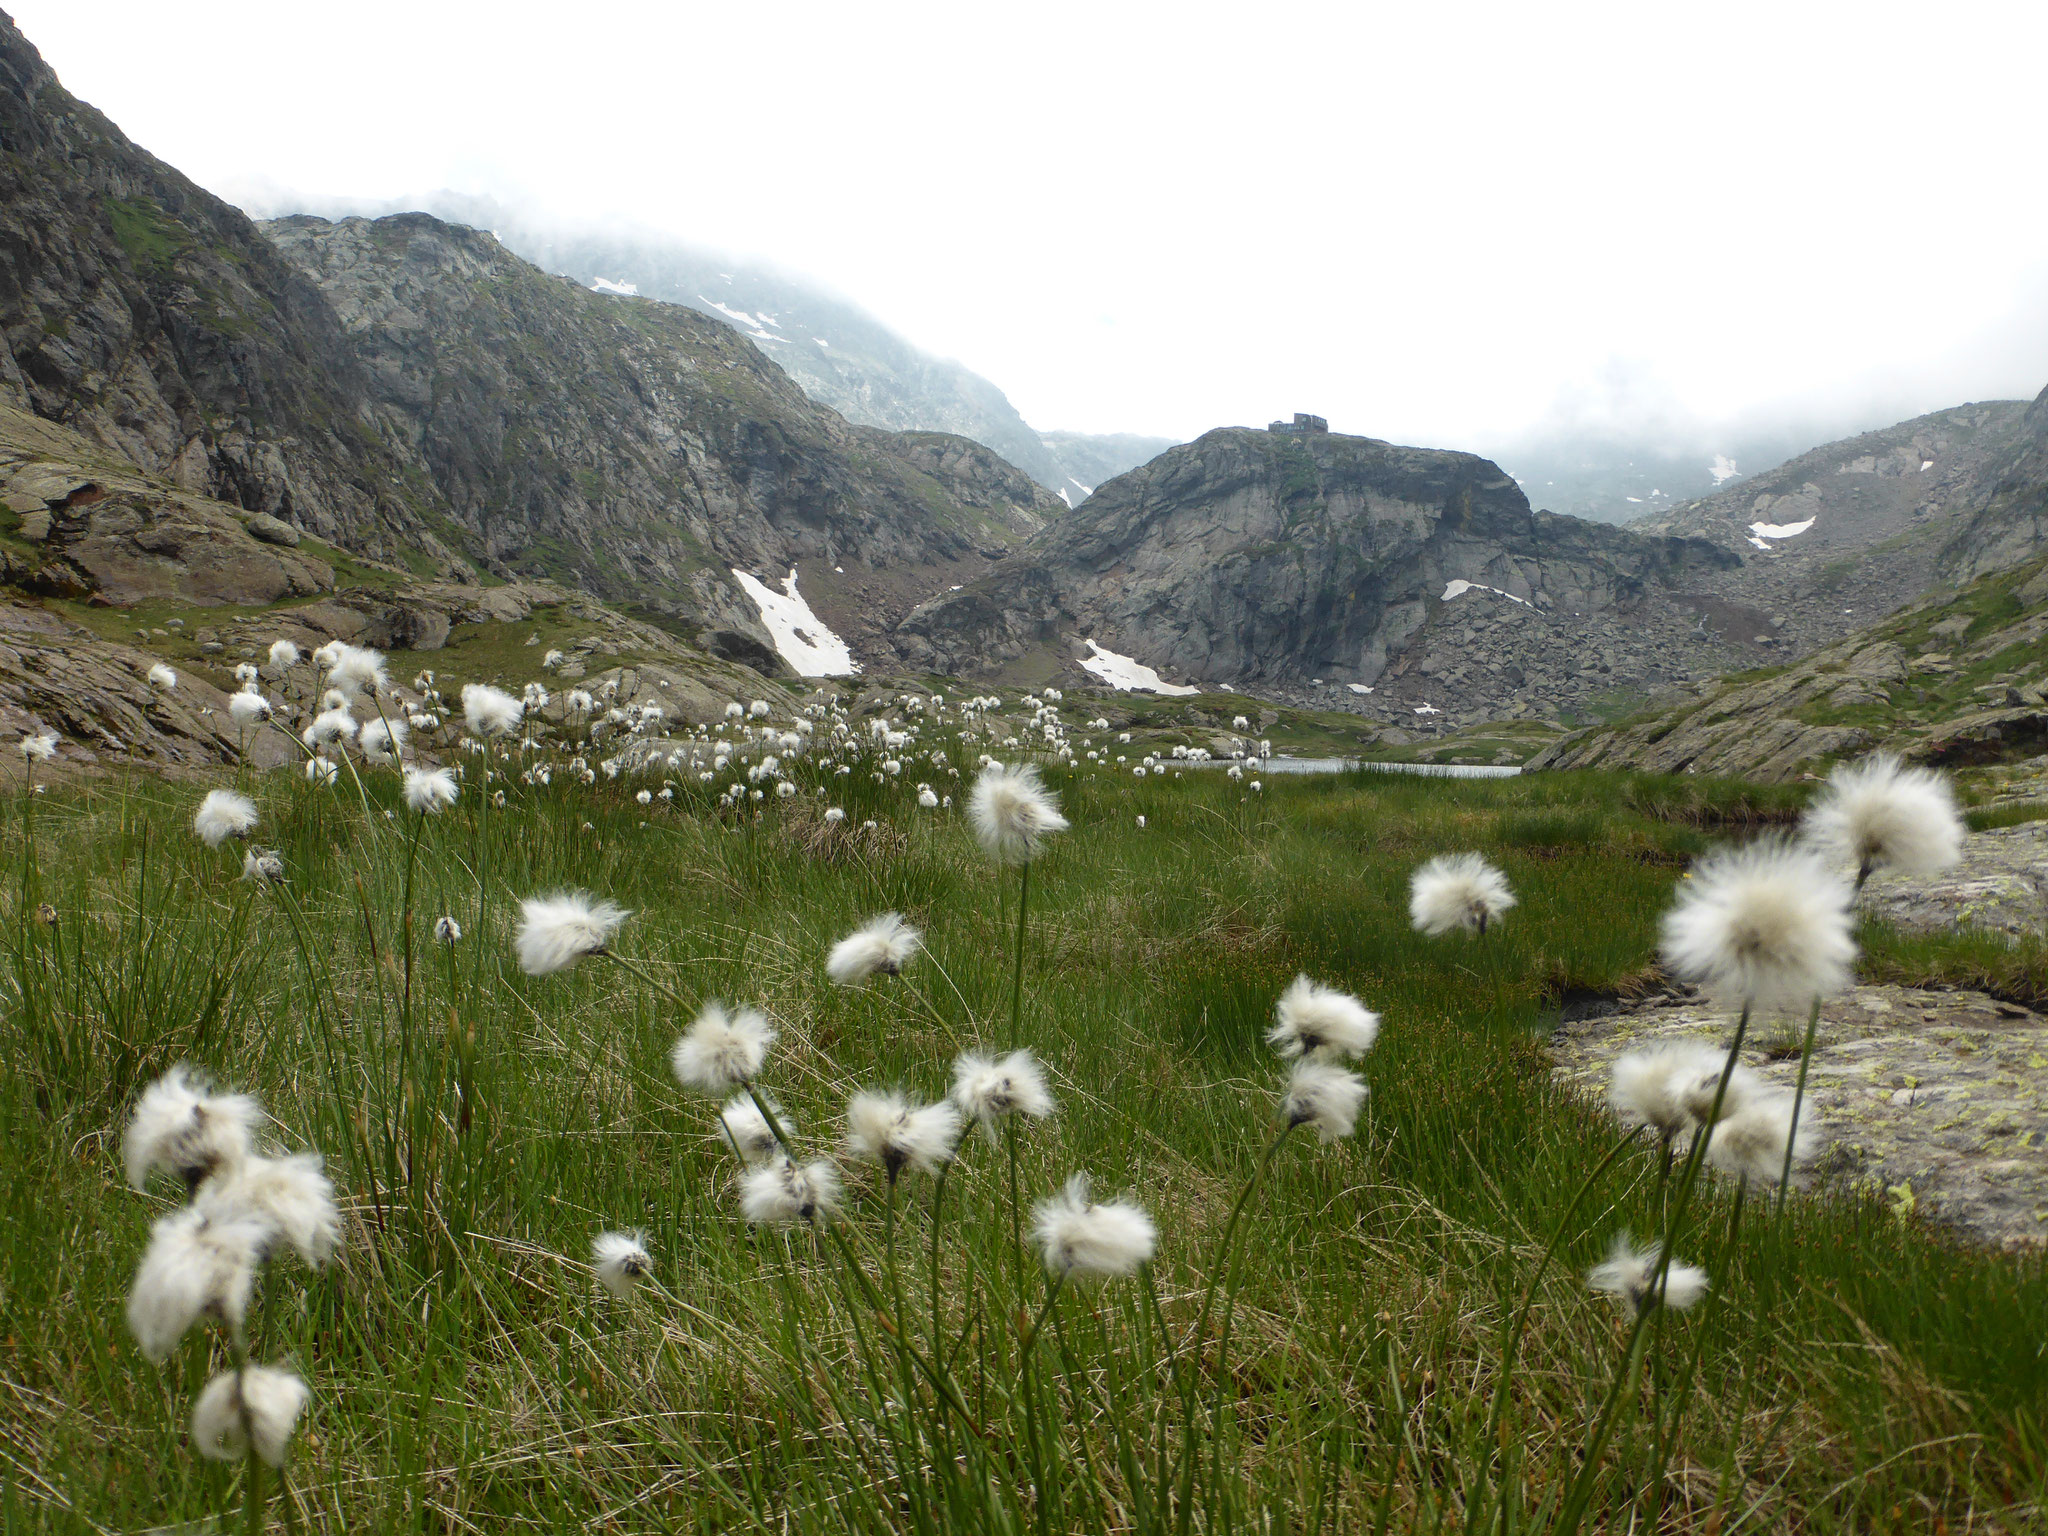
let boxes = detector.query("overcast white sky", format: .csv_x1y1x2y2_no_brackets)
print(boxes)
19,0,2047,448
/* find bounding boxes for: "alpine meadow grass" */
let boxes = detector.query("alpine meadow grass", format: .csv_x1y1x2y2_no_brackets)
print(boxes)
0,687,2042,1534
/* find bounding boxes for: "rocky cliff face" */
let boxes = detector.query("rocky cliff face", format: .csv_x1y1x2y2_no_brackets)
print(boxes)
893,426,1740,722
1939,383,2048,582
261,214,1058,646
0,15,435,564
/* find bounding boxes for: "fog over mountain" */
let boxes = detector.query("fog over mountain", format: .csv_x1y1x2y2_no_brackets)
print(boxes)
19,0,2047,501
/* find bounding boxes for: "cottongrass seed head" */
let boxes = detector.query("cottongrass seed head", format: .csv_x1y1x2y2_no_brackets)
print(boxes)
591,1230,653,1298
327,644,389,699
718,1093,794,1161
1698,1092,1818,1185
227,691,272,728
195,1151,341,1267
240,847,286,887
1033,1172,1157,1282
127,1207,270,1361
461,682,524,738
845,1090,962,1179
403,765,460,814
1607,1043,1727,1141
147,662,177,691
825,912,922,986
1588,1233,1710,1317
1268,975,1380,1061
1660,838,1856,1014
125,1065,262,1192
671,1001,776,1094
1281,1058,1369,1143
740,1156,842,1226
192,1366,309,1467
434,915,462,944
1803,753,1964,883
514,891,630,976
266,640,301,673
358,715,406,763
19,730,57,761
1409,853,1517,936
194,789,258,849
952,1049,1056,1136
967,761,1070,864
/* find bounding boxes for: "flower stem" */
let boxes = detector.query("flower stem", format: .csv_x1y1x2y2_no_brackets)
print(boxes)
1776,995,1823,1214
1008,859,1031,1051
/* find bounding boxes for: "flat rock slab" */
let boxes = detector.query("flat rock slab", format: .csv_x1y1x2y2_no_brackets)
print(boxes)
1860,820,2048,939
1551,984,2048,1251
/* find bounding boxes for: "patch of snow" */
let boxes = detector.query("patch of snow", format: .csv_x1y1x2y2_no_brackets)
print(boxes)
815,337,831,348
732,568,861,677
1057,488,1075,509
1747,517,1815,542
1920,459,1934,471
1347,683,1374,695
1442,579,1531,607
697,296,786,341
1079,639,1200,696
1067,478,1094,499
1625,496,1644,504
1414,703,1441,715
1747,535,1771,550
949,584,962,591
590,276,638,296
1709,454,1739,485
834,565,844,573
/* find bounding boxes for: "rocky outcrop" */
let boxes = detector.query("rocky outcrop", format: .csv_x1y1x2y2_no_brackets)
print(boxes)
893,426,1738,720
1551,982,2048,1251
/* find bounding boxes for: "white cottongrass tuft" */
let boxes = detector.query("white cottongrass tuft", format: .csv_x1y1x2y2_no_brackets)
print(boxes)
513,891,630,976
194,789,258,848
126,1207,269,1361
1279,1058,1369,1143
147,662,177,691
327,645,389,699
1607,1043,1726,1141
304,757,338,786
823,806,846,824
1802,754,1964,884
227,691,272,728
825,912,922,986
1033,1172,1157,1281
1659,839,1856,1013
125,1065,262,1192
845,1090,962,1179
740,1156,842,1225
967,761,1070,864
718,1093,793,1161
1587,1233,1710,1317
591,1230,652,1298
1267,976,1380,1061
241,847,286,887
1409,853,1516,936
403,766,459,814
952,1049,1056,1136
19,730,57,761
195,1151,341,1267
462,683,524,737
357,715,406,764
434,916,462,944
1696,1091,1817,1185
191,1365,310,1467
266,640,301,673
304,707,356,748
671,1001,776,1094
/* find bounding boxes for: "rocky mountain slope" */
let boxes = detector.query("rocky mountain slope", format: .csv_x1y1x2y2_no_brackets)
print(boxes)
238,191,1177,502
1528,553,2048,779
1623,399,2032,659
1939,384,2048,581
0,13,1067,669
261,213,1057,652
892,424,1748,724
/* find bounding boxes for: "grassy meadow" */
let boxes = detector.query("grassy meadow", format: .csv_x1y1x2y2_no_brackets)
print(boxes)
1,691,2043,1534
